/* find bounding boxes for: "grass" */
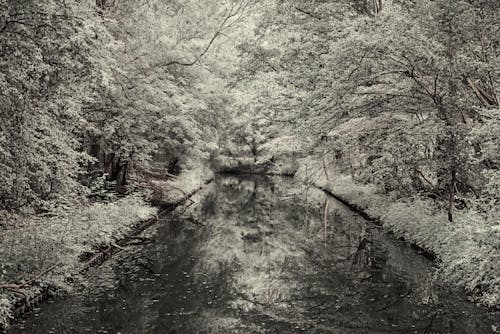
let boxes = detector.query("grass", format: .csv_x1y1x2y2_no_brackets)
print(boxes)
0,193,157,328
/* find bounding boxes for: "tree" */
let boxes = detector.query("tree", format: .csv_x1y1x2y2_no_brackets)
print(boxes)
0,0,110,210
232,0,499,221
0,0,251,210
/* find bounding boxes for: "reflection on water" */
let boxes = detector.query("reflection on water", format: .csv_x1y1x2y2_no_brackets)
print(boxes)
11,175,499,334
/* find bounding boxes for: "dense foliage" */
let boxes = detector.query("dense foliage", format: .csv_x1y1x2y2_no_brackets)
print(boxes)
233,0,499,222
0,0,248,212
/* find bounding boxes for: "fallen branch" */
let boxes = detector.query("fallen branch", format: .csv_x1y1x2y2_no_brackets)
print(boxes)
123,236,155,246
0,262,61,290
111,243,127,251
0,284,22,290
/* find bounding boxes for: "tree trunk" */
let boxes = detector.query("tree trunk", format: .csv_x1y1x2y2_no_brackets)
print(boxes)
116,160,128,193
373,0,382,15
110,156,121,181
104,152,115,179
167,157,180,175
466,78,499,107
249,138,258,164
323,151,331,182
447,168,456,222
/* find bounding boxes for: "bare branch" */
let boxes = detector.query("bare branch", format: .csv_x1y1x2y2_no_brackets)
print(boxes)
153,0,250,69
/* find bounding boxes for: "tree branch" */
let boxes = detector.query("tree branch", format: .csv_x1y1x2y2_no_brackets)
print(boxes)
155,0,249,68
0,262,61,290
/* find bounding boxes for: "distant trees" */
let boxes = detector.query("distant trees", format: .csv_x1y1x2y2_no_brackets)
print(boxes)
226,116,267,163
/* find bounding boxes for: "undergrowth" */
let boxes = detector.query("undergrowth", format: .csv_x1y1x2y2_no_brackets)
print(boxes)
0,193,157,328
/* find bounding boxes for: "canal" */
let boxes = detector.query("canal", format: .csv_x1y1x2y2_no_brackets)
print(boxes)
10,175,499,333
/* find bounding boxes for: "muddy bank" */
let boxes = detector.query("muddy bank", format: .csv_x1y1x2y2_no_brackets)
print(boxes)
9,175,498,333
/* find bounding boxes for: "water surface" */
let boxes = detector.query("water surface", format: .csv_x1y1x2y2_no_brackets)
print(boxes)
11,175,499,333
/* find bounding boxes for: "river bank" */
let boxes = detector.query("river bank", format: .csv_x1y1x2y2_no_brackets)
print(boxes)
215,156,499,309
295,166,499,309
7,175,498,334
0,169,213,329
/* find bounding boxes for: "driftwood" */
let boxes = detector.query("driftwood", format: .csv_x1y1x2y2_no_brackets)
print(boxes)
0,262,62,321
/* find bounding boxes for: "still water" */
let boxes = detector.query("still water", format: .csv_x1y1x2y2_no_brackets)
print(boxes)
11,175,499,333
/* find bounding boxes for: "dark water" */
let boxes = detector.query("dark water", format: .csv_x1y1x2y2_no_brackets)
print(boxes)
10,175,499,333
